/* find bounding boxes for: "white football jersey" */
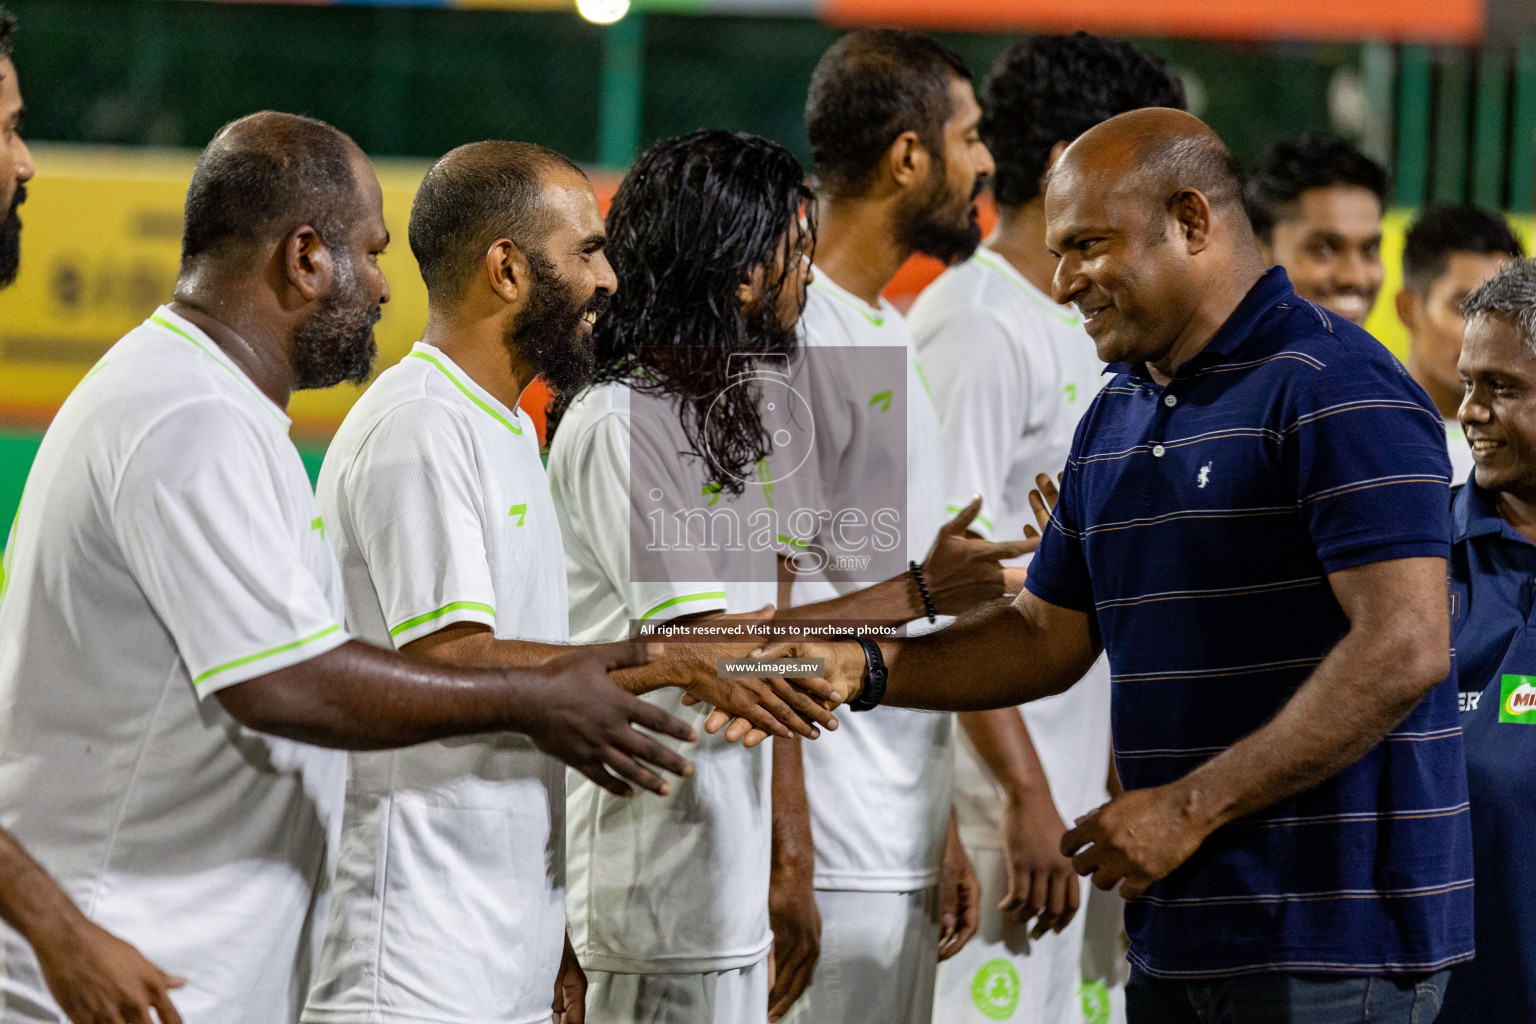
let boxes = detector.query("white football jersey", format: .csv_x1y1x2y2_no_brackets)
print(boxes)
909,248,1113,849
303,343,570,1024
792,273,955,892
551,382,777,973
0,306,349,1024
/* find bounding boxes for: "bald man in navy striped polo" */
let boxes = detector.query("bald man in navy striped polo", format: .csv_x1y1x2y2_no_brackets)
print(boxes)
781,108,1473,1024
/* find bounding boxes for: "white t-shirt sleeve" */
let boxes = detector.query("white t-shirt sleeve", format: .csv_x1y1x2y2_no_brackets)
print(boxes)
341,399,499,648
111,397,349,698
577,410,729,625
922,308,1032,539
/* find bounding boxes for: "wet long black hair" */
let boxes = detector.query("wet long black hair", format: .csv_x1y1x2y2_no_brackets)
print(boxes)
549,129,816,494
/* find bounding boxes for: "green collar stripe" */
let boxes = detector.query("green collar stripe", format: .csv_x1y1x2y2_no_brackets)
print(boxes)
640,591,727,621
814,281,886,325
946,505,994,533
150,314,287,425
389,600,496,638
193,623,343,686
970,253,1082,327
408,351,523,436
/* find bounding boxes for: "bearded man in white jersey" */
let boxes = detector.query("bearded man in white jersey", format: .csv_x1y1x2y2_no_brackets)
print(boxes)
781,29,1013,1024
0,112,728,1024
303,140,841,1024
908,34,1185,1024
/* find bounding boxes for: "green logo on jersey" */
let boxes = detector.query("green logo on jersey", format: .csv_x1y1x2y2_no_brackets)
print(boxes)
1079,979,1111,1024
869,389,893,412
507,503,527,527
1065,383,1079,403
702,482,723,507
310,516,325,540
970,959,1020,1020
1500,674,1536,723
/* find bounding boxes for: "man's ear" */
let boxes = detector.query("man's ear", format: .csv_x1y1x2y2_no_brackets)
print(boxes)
283,225,334,304
1038,140,1070,188
1395,287,1420,332
484,238,526,308
1170,188,1214,255
886,130,929,189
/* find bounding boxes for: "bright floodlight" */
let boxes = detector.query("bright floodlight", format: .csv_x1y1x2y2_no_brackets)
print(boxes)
576,0,630,24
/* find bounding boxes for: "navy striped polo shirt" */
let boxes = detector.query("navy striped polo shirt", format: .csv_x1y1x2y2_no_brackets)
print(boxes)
1024,267,1474,980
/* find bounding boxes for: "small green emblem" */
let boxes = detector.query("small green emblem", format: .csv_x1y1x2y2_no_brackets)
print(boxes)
702,482,723,507
507,503,527,526
310,516,325,540
1079,979,1111,1024
1500,674,1536,723
869,389,893,412
1065,383,1079,403
970,959,1020,1020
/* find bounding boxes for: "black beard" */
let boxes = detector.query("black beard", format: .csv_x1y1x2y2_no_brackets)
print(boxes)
509,253,602,398
898,167,982,266
291,253,380,391
0,184,24,289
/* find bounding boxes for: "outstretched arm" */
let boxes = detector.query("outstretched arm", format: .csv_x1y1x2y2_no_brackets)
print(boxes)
0,829,185,1024
1063,555,1450,900
216,640,695,798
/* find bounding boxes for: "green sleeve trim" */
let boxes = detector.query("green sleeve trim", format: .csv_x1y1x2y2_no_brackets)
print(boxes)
407,351,523,436
946,505,994,533
639,591,727,621
193,623,344,686
389,600,496,638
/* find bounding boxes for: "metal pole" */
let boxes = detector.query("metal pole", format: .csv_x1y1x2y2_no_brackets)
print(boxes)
597,13,645,170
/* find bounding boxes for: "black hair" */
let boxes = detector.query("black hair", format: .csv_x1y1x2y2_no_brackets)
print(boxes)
0,8,15,61
559,129,815,494
982,33,1185,209
409,140,585,302
181,111,361,269
1463,257,1536,352
1244,131,1388,243
805,29,971,200
1403,205,1525,295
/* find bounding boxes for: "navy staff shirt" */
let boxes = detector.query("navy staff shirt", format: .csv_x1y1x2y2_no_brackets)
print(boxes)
1439,481,1536,1022
1024,267,1473,979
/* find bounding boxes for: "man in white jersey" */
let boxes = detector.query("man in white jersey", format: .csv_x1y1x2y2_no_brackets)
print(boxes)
303,141,836,1024
0,112,707,1024
1396,206,1525,484
783,30,1016,1024
0,14,191,1024
909,35,1185,1024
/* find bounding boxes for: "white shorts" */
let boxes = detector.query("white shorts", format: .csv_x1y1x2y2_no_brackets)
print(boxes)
933,845,1089,1024
782,887,940,1024
584,957,769,1024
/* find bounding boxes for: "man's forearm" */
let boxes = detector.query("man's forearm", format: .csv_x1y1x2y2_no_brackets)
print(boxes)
960,707,1055,801
0,828,85,946
1172,625,1446,835
776,573,924,626
772,734,815,874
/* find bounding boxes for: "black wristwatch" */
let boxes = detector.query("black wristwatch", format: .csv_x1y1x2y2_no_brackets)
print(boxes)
832,633,887,711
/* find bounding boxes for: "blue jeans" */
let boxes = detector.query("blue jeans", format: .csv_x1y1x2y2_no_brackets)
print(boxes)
1127,966,1449,1024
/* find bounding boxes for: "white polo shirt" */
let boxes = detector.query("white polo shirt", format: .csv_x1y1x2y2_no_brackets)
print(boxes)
0,306,349,1024
303,343,569,1024
551,382,777,974
908,248,1113,850
792,273,955,892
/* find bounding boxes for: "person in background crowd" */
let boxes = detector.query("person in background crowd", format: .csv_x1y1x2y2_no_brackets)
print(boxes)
0,11,189,1023
1245,132,1387,327
773,107,1472,1024
909,31,1184,1024
1437,257,1536,1023
1397,206,1525,483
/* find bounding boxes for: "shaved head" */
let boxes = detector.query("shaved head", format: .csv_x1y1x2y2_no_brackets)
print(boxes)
1044,108,1263,375
181,111,362,271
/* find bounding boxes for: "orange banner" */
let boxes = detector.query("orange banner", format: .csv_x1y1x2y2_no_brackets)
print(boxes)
824,0,1481,43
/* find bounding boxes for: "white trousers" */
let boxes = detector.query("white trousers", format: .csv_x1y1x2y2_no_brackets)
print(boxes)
584,957,769,1024
933,846,1089,1024
782,887,940,1024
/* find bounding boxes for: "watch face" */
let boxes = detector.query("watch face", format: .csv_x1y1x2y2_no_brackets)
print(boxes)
703,373,816,488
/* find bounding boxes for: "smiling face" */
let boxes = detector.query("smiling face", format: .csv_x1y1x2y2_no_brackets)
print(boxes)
1045,164,1202,367
1458,312,1536,498
1262,184,1383,325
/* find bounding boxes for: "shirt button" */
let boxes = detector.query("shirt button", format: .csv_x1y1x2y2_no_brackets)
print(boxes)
1163,394,1178,407
1152,444,1166,457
